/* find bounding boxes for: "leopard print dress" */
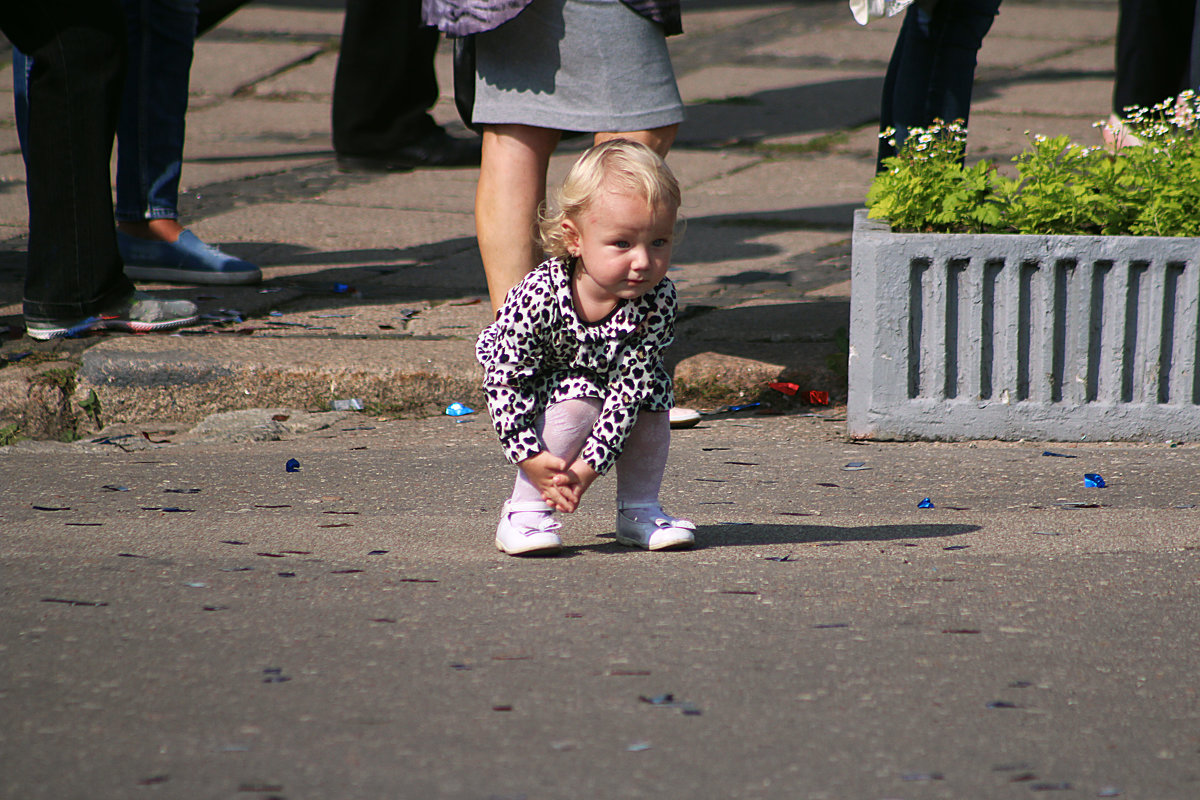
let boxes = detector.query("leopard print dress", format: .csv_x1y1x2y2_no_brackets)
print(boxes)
476,256,676,475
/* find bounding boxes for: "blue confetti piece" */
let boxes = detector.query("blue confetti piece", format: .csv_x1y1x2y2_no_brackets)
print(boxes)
1084,473,1106,488
285,458,301,473
445,402,474,417
918,497,934,509
333,283,352,293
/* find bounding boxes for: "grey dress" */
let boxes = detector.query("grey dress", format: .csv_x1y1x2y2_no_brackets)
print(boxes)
424,0,684,133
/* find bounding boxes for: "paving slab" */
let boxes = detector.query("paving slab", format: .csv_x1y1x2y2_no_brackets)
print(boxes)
189,41,329,97
0,0,1129,441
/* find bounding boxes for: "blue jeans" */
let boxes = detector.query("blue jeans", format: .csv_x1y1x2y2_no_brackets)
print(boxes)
877,0,1002,169
3,0,137,321
13,0,198,222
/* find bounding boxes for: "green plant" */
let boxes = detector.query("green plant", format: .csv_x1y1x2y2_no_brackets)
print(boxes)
825,326,850,377
78,389,103,430
0,423,21,447
867,92,1200,237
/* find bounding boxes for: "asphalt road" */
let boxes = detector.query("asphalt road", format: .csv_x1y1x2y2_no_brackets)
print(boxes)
3,412,1198,799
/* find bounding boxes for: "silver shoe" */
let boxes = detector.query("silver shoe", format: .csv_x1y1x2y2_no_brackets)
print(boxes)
615,503,696,550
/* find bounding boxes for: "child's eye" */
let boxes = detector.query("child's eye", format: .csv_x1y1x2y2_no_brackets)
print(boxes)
652,238,670,247
613,240,631,248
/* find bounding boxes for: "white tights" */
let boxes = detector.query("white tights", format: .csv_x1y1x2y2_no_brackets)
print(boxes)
508,398,670,517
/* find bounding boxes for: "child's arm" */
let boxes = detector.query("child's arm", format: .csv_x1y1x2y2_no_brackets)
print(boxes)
476,272,555,466
548,459,598,513
518,451,581,512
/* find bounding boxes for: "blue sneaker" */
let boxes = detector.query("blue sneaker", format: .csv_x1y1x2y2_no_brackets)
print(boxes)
119,230,262,285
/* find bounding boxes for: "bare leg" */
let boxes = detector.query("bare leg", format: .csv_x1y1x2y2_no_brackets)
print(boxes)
117,218,185,242
593,124,679,158
476,123,562,313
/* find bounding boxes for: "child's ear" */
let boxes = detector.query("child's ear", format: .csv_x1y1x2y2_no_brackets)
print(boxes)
562,219,581,256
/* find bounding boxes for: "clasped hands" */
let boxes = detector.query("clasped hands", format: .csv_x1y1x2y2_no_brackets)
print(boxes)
518,451,598,513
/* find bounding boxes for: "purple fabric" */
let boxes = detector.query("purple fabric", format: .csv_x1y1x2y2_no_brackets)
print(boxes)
422,0,531,36
423,0,680,37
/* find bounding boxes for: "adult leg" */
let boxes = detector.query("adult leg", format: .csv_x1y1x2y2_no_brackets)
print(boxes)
1114,0,1193,114
1191,0,1200,92
4,0,137,323
877,4,936,167
921,0,1001,131
593,124,678,159
876,0,1000,167
476,123,562,312
332,0,479,169
110,0,260,284
196,0,249,35
114,0,197,239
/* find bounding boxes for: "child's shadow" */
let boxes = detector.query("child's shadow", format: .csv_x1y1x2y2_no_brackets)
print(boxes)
578,521,980,554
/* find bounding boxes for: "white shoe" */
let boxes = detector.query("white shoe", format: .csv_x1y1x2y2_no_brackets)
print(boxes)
495,500,563,556
615,503,696,550
668,407,701,429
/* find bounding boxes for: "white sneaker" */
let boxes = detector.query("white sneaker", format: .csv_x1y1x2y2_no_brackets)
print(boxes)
615,503,696,550
495,500,563,556
669,407,701,429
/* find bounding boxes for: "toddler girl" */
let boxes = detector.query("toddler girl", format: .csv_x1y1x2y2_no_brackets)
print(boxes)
476,139,695,556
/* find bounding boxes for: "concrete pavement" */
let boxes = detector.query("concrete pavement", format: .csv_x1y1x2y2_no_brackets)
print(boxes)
2,0,1123,439
4,4,1200,797
2,411,1199,798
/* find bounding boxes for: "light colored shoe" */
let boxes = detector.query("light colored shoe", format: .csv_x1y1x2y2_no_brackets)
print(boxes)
615,503,696,551
668,407,701,429
495,500,563,556
25,291,199,341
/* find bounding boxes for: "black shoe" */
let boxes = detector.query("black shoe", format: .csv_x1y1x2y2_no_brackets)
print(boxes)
336,128,482,172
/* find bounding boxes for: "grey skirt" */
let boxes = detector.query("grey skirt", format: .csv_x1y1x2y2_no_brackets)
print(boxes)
473,0,684,132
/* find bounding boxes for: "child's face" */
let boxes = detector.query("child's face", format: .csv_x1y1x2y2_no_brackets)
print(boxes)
565,187,677,307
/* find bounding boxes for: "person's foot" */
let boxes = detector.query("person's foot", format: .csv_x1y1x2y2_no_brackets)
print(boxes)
118,230,262,286
25,291,199,341
495,500,563,556
615,503,695,551
336,127,482,173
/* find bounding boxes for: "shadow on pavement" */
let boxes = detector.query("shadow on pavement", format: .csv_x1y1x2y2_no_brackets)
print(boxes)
697,522,982,546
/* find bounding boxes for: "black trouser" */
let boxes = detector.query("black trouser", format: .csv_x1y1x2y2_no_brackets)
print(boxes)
331,0,442,156
2,0,137,321
1113,0,1200,113
877,0,1002,170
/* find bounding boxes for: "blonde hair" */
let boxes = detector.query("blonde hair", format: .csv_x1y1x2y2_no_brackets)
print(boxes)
539,139,682,259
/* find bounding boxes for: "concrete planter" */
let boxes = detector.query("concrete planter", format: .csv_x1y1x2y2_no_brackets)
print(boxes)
848,209,1200,441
